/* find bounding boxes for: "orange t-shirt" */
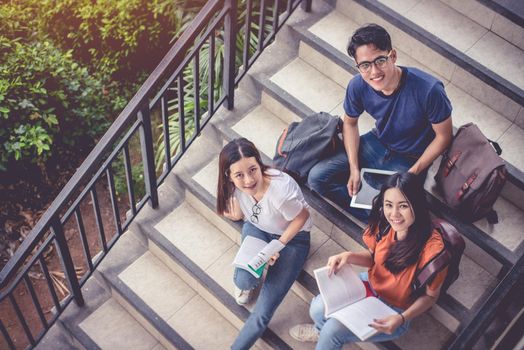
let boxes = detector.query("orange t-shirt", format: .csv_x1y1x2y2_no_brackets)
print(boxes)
363,227,448,309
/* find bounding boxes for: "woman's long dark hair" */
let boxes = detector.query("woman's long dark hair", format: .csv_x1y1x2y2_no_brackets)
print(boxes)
216,138,270,215
367,172,432,274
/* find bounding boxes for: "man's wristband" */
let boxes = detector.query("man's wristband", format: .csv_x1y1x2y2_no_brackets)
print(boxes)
399,313,406,325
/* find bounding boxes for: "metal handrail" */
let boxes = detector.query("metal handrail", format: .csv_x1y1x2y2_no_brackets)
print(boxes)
0,0,311,348
0,0,225,288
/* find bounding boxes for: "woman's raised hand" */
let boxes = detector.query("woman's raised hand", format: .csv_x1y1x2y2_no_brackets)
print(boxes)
327,251,352,276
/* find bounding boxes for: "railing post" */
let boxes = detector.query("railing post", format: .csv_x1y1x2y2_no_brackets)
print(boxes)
223,0,238,110
138,106,159,208
301,0,312,12
51,218,84,307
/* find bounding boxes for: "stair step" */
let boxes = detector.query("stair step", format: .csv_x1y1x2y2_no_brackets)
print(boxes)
118,251,241,349
336,0,523,125
270,58,345,114
34,319,79,350
79,298,164,350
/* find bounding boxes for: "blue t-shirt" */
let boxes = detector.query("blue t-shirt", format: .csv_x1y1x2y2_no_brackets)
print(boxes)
343,67,452,156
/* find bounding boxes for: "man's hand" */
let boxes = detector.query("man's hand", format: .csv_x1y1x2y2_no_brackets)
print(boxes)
327,251,352,276
369,314,404,334
347,168,361,197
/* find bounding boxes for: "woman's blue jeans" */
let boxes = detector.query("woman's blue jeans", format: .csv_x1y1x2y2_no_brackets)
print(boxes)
309,273,410,350
231,222,310,350
307,131,426,222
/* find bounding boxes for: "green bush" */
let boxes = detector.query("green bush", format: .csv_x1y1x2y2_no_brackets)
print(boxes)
39,0,194,82
0,0,204,174
0,39,125,170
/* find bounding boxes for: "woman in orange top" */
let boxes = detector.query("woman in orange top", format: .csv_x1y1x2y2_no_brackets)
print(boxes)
290,172,447,349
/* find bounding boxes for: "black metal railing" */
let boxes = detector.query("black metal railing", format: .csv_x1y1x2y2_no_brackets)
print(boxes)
0,1,310,348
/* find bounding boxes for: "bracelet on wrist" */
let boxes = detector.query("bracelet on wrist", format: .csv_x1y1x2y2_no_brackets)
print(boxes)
399,313,406,325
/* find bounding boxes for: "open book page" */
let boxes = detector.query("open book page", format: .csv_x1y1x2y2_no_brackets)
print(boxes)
314,265,366,316
330,297,398,341
232,236,268,278
247,239,285,271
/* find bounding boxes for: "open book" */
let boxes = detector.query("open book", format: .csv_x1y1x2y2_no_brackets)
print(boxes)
314,265,398,341
232,236,284,278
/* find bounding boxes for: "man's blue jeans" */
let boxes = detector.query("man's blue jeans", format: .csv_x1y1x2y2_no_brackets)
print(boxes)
231,222,310,350
309,273,410,350
308,132,424,221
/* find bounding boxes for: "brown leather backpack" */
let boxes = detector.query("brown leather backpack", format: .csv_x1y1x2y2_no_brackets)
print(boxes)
434,123,507,223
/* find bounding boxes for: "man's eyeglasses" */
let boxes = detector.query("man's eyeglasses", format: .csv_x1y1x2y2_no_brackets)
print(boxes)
250,203,262,224
355,52,391,73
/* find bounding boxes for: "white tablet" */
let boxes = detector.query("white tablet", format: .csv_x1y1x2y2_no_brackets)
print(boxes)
350,168,396,210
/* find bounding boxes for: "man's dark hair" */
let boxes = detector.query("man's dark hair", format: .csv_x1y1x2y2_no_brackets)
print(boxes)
347,24,392,59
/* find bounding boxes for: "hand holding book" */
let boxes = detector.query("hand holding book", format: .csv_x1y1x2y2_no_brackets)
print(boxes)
247,239,285,271
314,264,398,341
233,236,285,278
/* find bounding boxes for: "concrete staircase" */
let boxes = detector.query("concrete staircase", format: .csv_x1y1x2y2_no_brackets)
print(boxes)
36,0,524,349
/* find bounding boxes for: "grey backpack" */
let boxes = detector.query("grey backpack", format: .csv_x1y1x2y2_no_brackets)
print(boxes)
434,123,507,223
273,112,342,183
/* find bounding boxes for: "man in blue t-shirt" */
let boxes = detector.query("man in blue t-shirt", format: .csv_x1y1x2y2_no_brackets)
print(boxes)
308,24,453,221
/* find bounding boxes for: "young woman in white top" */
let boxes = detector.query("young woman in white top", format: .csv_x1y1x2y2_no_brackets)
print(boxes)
217,138,312,350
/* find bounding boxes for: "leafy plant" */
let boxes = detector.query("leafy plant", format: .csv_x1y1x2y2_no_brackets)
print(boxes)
39,0,203,83
154,0,269,171
0,40,123,170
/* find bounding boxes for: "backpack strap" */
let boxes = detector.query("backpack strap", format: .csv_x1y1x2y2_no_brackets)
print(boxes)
413,249,451,291
488,139,502,155
413,219,458,292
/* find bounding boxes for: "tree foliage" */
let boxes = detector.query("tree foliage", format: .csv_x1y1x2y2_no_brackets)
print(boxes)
0,0,200,173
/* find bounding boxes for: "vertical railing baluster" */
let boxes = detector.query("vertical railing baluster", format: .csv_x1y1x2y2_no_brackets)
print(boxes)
123,143,137,216
24,275,48,328
258,0,266,51
194,52,201,133
106,166,122,236
90,188,107,252
301,0,312,12
273,0,280,32
138,106,159,208
161,96,171,172
38,255,61,312
178,75,186,152
74,208,93,272
208,34,215,115
224,0,238,110
0,319,16,350
243,0,253,71
9,292,35,345
51,218,84,307
287,0,292,15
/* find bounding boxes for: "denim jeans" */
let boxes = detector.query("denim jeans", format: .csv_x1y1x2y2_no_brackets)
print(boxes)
231,222,310,350
309,273,410,350
308,131,426,222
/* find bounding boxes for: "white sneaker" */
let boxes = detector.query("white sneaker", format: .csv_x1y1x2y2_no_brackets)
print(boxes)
289,324,320,342
234,287,253,305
